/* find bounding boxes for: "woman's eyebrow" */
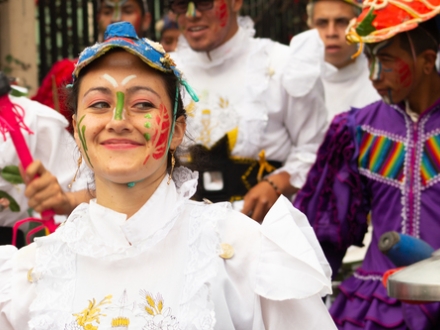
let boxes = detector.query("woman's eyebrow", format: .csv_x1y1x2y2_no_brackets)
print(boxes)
83,87,112,98
126,86,161,99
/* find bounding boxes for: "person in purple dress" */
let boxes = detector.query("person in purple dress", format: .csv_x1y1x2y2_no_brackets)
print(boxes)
294,0,440,328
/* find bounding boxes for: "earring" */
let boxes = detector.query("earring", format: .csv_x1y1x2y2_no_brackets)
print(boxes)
68,156,82,189
167,150,176,185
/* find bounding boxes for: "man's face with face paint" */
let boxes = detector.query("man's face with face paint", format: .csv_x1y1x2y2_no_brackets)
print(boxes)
365,36,418,105
175,0,243,52
99,0,148,36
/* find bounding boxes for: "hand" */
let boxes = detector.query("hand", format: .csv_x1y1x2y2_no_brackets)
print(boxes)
21,160,73,215
241,171,298,223
0,198,10,211
241,180,280,223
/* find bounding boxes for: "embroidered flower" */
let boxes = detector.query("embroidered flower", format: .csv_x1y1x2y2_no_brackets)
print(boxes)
138,291,180,330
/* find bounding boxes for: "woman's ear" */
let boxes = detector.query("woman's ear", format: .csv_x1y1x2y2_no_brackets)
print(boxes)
170,115,186,150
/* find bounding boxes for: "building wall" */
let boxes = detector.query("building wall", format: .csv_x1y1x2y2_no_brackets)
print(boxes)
0,0,38,94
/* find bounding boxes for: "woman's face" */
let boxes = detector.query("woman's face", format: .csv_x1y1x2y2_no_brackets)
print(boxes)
73,50,183,186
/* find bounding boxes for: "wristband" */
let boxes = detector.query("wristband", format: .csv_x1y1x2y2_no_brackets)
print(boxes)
263,178,282,196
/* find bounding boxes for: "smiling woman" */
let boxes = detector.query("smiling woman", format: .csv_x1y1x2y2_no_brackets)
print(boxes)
0,22,336,329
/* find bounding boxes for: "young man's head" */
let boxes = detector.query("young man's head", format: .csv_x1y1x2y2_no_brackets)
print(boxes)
346,0,440,107
308,0,361,69
98,0,152,36
365,21,439,105
170,0,243,52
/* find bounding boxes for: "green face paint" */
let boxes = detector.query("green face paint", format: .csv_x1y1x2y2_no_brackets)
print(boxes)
186,2,196,18
144,122,151,128
144,133,151,141
77,115,93,168
145,113,152,119
114,91,125,120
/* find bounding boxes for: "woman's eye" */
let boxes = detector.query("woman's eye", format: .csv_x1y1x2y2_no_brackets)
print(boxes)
90,101,110,109
133,102,154,110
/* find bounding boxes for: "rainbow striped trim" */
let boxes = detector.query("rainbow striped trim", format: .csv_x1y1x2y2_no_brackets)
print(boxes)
421,134,440,186
357,128,405,183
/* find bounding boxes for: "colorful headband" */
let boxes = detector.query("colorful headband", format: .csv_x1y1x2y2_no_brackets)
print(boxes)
346,0,440,44
72,22,198,102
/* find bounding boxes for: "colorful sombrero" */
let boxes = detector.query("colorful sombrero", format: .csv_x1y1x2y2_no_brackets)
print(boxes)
346,0,440,44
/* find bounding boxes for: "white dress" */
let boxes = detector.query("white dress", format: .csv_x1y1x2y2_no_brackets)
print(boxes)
0,168,336,329
0,96,88,227
285,29,381,123
172,17,327,189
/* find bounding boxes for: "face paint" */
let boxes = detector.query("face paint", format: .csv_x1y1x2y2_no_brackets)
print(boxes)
103,73,118,87
216,0,228,28
114,91,125,120
105,0,128,21
368,41,390,81
77,115,93,168
395,58,412,88
186,2,197,18
121,74,136,86
152,104,171,160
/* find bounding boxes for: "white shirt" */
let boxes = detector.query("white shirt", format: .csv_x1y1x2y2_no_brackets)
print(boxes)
0,168,336,329
287,29,380,122
172,17,327,189
0,96,88,227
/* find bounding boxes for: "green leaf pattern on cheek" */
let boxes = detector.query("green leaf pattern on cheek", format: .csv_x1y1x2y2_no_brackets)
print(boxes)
77,115,93,168
144,113,153,141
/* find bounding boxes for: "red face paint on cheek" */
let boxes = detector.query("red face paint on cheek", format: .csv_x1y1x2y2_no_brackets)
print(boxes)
395,58,412,88
151,104,171,160
216,0,228,28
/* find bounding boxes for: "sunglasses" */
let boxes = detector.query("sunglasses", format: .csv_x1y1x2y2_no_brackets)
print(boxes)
170,0,215,14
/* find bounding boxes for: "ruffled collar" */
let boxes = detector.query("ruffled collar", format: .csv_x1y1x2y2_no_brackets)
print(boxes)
59,167,198,258
323,52,369,83
176,17,255,69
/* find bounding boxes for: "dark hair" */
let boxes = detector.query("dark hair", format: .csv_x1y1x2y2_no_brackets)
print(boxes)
399,18,440,55
100,0,147,17
65,49,186,171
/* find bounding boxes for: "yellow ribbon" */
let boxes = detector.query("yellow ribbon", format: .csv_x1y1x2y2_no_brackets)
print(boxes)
257,150,276,182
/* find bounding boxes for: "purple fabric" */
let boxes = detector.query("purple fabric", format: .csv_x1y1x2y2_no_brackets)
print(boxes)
294,100,440,329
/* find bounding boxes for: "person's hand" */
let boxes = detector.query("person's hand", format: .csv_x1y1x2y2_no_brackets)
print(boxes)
241,180,280,223
21,160,73,215
241,171,299,223
0,198,10,211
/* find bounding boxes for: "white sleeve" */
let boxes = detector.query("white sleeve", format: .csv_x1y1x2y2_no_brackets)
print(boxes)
259,294,337,329
273,80,327,188
0,246,18,330
270,31,328,188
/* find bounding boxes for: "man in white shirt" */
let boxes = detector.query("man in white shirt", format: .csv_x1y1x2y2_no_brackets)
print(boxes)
170,0,327,222
301,0,380,120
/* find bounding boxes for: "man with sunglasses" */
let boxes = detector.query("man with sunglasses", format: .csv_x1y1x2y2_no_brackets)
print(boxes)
170,0,328,223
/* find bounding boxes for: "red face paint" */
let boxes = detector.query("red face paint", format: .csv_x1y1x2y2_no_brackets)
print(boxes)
216,0,228,28
152,104,171,160
395,58,412,88
143,154,150,165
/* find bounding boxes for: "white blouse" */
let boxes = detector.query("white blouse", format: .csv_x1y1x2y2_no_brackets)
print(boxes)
0,168,336,329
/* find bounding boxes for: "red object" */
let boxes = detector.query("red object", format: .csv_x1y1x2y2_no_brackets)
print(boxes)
32,58,77,133
0,94,57,246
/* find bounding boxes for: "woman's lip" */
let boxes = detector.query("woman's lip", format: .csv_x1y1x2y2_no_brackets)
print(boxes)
101,139,143,149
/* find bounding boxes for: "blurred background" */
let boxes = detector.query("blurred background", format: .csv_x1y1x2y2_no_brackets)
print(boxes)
0,0,308,94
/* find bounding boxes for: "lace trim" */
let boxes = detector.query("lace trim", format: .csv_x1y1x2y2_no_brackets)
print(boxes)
360,125,407,143
28,233,77,330
179,202,228,329
353,271,383,282
358,168,403,189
